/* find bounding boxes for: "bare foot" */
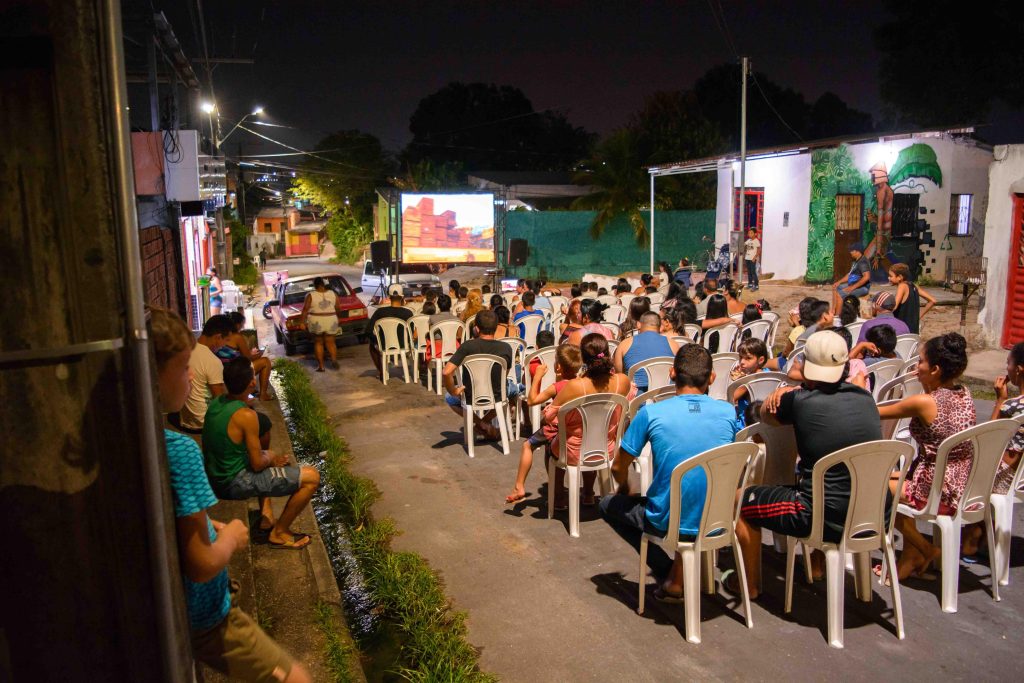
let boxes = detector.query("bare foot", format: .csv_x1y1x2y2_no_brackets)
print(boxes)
268,531,311,549
962,525,983,556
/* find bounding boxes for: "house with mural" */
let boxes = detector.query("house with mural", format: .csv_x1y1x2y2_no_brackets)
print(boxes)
650,127,992,284
979,145,1024,348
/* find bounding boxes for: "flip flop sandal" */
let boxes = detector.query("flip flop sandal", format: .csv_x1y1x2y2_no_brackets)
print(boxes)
269,533,311,550
505,492,528,505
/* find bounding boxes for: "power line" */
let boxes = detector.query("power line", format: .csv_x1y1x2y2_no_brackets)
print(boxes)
235,124,372,170
750,72,804,142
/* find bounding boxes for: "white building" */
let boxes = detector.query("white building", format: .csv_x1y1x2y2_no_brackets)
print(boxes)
650,128,992,284
979,145,1024,348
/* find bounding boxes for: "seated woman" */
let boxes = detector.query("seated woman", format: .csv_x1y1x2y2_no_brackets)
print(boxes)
838,294,864,327
460,289,484,323
489,293,504,310
618,296,650,340
633,274,654,296
567,299,615,346
559,299,584,344
543,334,634,508
877,333,976,580
724,281,746,316
493,305,518,340
700,294,735,353
217,311,273,399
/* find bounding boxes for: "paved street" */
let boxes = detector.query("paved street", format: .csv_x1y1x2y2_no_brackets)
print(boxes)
254,311,1024,681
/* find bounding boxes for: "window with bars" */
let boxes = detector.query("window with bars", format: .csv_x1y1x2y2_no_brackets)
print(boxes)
949,194,973,236
835,194,862,231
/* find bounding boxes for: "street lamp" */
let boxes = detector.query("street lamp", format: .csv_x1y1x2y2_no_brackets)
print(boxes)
218,107,265,147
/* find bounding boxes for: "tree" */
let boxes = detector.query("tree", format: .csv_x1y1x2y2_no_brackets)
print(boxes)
875,0,1024,127
403,82,592,173
390,158,464,192
290,130,388,223
572,128,661,246
808,92,874,140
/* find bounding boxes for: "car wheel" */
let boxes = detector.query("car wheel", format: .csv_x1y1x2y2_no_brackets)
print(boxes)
284,339,297,356
274,326,283,344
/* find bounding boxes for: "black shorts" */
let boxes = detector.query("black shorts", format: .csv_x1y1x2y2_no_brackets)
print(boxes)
741,485,847,544
257,412,272,437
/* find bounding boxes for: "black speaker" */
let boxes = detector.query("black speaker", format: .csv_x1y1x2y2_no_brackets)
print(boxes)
369,240,390,270
180,200,204,217
508,238,528,266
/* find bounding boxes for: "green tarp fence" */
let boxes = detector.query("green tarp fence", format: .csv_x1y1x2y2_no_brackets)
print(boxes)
505,210,715,281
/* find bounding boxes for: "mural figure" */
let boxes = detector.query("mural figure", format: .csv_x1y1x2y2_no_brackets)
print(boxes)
864,162,894,267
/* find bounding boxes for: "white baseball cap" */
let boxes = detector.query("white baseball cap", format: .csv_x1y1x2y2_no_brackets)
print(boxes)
802,331,849,383
387,283,404,298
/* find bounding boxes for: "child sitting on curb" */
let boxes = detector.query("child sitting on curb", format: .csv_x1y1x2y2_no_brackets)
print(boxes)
149,306,310,683
731,338,770,427
506,344,582,504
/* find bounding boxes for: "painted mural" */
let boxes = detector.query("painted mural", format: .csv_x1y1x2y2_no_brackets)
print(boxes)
806,142,943,282
806,145,873,281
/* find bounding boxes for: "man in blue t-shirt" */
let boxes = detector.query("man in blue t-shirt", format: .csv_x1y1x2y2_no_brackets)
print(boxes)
600,345,739,601
512,290,545,337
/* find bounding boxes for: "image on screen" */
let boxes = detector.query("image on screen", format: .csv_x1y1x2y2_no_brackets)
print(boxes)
400,193,495,264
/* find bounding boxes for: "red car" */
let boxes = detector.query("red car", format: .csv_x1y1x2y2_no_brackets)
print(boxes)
269,273,369,355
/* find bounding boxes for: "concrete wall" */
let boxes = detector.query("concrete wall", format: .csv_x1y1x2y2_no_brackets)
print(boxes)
979,145,1024,346
715,155,812,281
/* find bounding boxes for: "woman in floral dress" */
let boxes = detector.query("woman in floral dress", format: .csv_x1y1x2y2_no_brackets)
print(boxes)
878,333,975,580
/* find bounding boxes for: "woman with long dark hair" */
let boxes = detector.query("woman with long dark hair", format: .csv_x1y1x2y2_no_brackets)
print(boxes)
619,296,650,339
567,299,614,346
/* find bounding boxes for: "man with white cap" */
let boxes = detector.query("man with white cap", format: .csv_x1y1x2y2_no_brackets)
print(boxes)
730,330,881,598
367,284,414,381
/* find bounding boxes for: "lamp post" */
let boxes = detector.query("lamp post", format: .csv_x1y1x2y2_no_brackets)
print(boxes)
217,106,264,148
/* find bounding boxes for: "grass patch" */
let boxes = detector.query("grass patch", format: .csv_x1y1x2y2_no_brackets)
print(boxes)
314,600,361,683
274,360,495,682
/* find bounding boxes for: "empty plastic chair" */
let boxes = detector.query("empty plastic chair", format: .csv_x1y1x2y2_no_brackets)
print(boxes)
895,419,1019,612
407,315,430,387
738,319,772,346
845,320,865,342
457,353,513,458
708,353,739,401
782,440,915,648
546,393,629,537
637,442,760,644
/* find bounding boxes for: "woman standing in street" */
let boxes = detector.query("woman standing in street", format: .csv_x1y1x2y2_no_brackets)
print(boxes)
300,277,342,372
207,266,223,316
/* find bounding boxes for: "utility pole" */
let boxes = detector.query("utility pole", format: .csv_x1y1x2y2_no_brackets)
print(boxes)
738,56,748,286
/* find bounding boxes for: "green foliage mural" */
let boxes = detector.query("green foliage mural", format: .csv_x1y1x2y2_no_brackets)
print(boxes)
806,145,875,282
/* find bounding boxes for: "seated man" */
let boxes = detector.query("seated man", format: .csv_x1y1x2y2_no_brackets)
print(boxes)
613,311,679,392
512,291,545,337
203,357,321,549
368,284,414,380
171,314,233,437
694,278,719,317
786,299,835,382
429,293,459,327
734,331,881,598
856,291,910,343
831,241,871,314
600,345,739,600
442,309,522,441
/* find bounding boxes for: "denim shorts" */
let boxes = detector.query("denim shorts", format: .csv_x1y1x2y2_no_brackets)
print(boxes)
219,466,301,499
445,378,523,408
836,284,869,298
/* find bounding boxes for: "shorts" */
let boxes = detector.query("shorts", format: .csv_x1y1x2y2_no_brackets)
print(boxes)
210,296,223,307
192,580,293,683
307,315,340,336
445,378,524,408
219,465,301,500
836,284,870,299
527,428,550,449
741,485,817,541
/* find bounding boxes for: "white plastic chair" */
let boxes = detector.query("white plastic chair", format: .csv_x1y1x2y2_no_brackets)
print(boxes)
683,324,703,344
462,313,478,339
895,334,921,360
549,313,565,334
900,355,920,376
845,320,865,342
626,356,674,391
866,359,905,399
738,319,771,344
709,353,739,400
647,292,665,305
735,421,798,488
725,372,796,405
637,442,760,644
730,312,744,323
522,347,557,431
548,295,568,315
992,414,1024,587
627,385,678,494
606,339,619,355
874,372,924,404
428,320,464,396
546,393,629,538
502,292,517,308
671,335,691,348
782,440,915,648
761,311,780,324
605,304,627,325
498,337,528,436
457,353,513,458
597,294,619,307
618,293,635,308
517,314,545,350
765,319,781,357
602,322,621,339
407,315,430,387
702,322,740,354
895,419,1020,612
373,318,411,385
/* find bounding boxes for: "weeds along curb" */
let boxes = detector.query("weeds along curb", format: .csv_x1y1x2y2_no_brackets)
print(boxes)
273,360,496,682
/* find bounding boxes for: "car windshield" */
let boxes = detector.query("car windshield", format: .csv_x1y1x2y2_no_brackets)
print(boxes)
282,276,351,305
397,264,435,276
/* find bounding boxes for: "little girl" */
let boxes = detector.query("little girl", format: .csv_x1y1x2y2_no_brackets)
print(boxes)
730,338,769,426
506,344,582,504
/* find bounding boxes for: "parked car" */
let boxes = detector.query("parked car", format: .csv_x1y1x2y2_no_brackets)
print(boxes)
360,261,441,302
269,273,368,355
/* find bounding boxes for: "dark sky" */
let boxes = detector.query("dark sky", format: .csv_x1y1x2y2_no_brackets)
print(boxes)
156,1,1019,156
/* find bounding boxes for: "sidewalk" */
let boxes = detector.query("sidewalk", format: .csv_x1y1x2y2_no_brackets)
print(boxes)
201,393,364,683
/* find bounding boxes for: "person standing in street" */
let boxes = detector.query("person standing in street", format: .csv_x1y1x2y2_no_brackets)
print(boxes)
744,229,761,292
259,246,268,270
300,277,342,372
207,266,223,316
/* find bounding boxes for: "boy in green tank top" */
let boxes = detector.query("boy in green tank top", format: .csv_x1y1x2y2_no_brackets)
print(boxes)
203,358,321,550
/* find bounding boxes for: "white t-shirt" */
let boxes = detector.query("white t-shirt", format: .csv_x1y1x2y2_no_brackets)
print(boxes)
744,237,761,261
180,343,224,430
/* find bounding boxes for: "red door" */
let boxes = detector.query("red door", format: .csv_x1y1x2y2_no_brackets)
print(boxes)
1002,194,1024,348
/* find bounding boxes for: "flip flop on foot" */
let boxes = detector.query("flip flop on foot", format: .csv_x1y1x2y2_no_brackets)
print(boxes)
505,490,528,505
722,569,759,600
269,533,311,550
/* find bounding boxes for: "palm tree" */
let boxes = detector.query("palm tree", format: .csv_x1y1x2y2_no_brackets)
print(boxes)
572,128,663,247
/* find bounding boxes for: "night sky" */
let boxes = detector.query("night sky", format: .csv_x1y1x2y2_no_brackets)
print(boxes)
157,1,1020,156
